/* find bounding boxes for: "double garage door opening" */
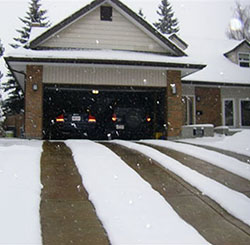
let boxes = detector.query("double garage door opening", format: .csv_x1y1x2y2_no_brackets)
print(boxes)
43,85,165,140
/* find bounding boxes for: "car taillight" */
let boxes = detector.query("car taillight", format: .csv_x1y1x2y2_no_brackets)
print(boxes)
56,114,64,122
88,114,96,123
146,116,151,122
112,114,117,122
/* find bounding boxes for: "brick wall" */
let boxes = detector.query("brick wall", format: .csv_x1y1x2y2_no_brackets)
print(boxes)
166,70,183,138
195,87,222,126
25,65,43,139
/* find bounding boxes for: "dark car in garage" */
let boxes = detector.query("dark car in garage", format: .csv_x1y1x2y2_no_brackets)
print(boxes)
51,110,98,139
105,106,153,140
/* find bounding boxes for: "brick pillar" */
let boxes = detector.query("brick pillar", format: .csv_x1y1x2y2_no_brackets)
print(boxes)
195,87,222,126
25,65,43,139
165,70,183,138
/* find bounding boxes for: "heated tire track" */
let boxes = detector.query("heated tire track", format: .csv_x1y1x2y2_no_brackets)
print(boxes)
142,143,250,198
103,142,250,245
40,141,110,245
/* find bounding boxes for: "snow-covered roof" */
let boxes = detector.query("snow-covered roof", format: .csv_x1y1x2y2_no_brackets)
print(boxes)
182,36,250,85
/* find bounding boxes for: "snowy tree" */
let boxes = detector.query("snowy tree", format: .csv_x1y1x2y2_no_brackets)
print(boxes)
0,39,5,123
227,2,250,41
154,0,179,35
1,72,24,115
0,39,4,81
4,0,50,116
11,0,50,48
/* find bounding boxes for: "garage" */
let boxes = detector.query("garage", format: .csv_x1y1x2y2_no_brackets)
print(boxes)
43,84,165,140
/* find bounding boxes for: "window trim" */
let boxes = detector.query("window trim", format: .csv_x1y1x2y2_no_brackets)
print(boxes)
239,98,250,128
222,98,236,127
183,95,196,125
238,52,250,67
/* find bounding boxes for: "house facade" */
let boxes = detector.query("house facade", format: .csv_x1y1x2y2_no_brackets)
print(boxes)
5,0,249,140
5,0,205,140
180,38,250,130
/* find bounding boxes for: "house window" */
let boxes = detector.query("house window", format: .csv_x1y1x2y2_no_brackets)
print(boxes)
238,53,250,67
183,96,195,125
100,6,112,21
240,100,250,126
223,99,235,126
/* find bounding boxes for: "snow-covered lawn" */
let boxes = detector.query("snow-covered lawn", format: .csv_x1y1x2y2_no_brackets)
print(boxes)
0,130,249,244
179,129,250,157
0,139,43,244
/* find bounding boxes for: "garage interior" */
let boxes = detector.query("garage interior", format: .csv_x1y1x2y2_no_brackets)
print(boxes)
43,85,166,140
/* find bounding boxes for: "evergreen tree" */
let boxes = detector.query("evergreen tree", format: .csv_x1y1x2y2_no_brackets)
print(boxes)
1,72,24,115
4,0,50,115
11,0,50,48
0,39,4,81
227,2,250,41
0,39,5,123
154,0,179,35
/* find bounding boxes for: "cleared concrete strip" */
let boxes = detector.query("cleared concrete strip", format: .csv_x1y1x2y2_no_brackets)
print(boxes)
143,143,250,198
40,141,110,245
103,142,250,245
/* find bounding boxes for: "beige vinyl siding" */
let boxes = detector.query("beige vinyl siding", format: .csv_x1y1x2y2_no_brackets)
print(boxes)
226,42,250,64
43,66,167,87
41,6,166,53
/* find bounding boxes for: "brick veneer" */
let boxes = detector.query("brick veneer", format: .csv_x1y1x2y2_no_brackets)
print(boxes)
195,87,222,126
25,65,43,139
166,70,183,138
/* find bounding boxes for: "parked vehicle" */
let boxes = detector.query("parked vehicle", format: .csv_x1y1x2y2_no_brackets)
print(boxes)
51,110,97,139
106,107,153,140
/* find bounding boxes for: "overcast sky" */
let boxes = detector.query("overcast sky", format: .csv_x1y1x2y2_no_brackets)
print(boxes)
0,0,249,82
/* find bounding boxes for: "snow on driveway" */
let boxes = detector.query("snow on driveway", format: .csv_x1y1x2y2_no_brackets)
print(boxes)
113,140,250,227
66,140,210,245
142,140,250,181
0,139,43,245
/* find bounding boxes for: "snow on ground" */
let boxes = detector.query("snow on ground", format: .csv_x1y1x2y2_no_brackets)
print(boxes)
0,139,43,245
178,130,250,157
113,140,250,227
141,139,250,181
66,140,210,245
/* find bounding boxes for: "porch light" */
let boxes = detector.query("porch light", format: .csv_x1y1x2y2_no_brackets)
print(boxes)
170,83,177,95
32,83,38,91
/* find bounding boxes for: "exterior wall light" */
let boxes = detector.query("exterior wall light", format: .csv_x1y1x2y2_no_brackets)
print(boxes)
92,89,99,95
32,83,38,91
170,83,177,95
196,96,201,102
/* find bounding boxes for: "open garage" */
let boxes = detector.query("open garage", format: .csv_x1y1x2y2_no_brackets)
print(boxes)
43,84,165,140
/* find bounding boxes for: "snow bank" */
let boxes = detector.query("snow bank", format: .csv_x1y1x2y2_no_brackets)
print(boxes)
113,140,250,227
142,140,250,181
66,140,210,244
0,139,43,244
179,130,250,157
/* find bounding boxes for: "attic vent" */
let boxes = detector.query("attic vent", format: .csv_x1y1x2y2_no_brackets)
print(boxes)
100,6,112,21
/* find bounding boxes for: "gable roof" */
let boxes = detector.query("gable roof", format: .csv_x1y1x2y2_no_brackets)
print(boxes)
224,40,250,58
182,37,250,85
28,0,186,57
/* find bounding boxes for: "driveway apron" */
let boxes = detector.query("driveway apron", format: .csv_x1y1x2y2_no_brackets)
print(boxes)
103,142,250,245
40,141,109,245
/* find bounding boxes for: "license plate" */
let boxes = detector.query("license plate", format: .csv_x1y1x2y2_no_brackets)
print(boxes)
72,116,81,121
116,125,125,130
